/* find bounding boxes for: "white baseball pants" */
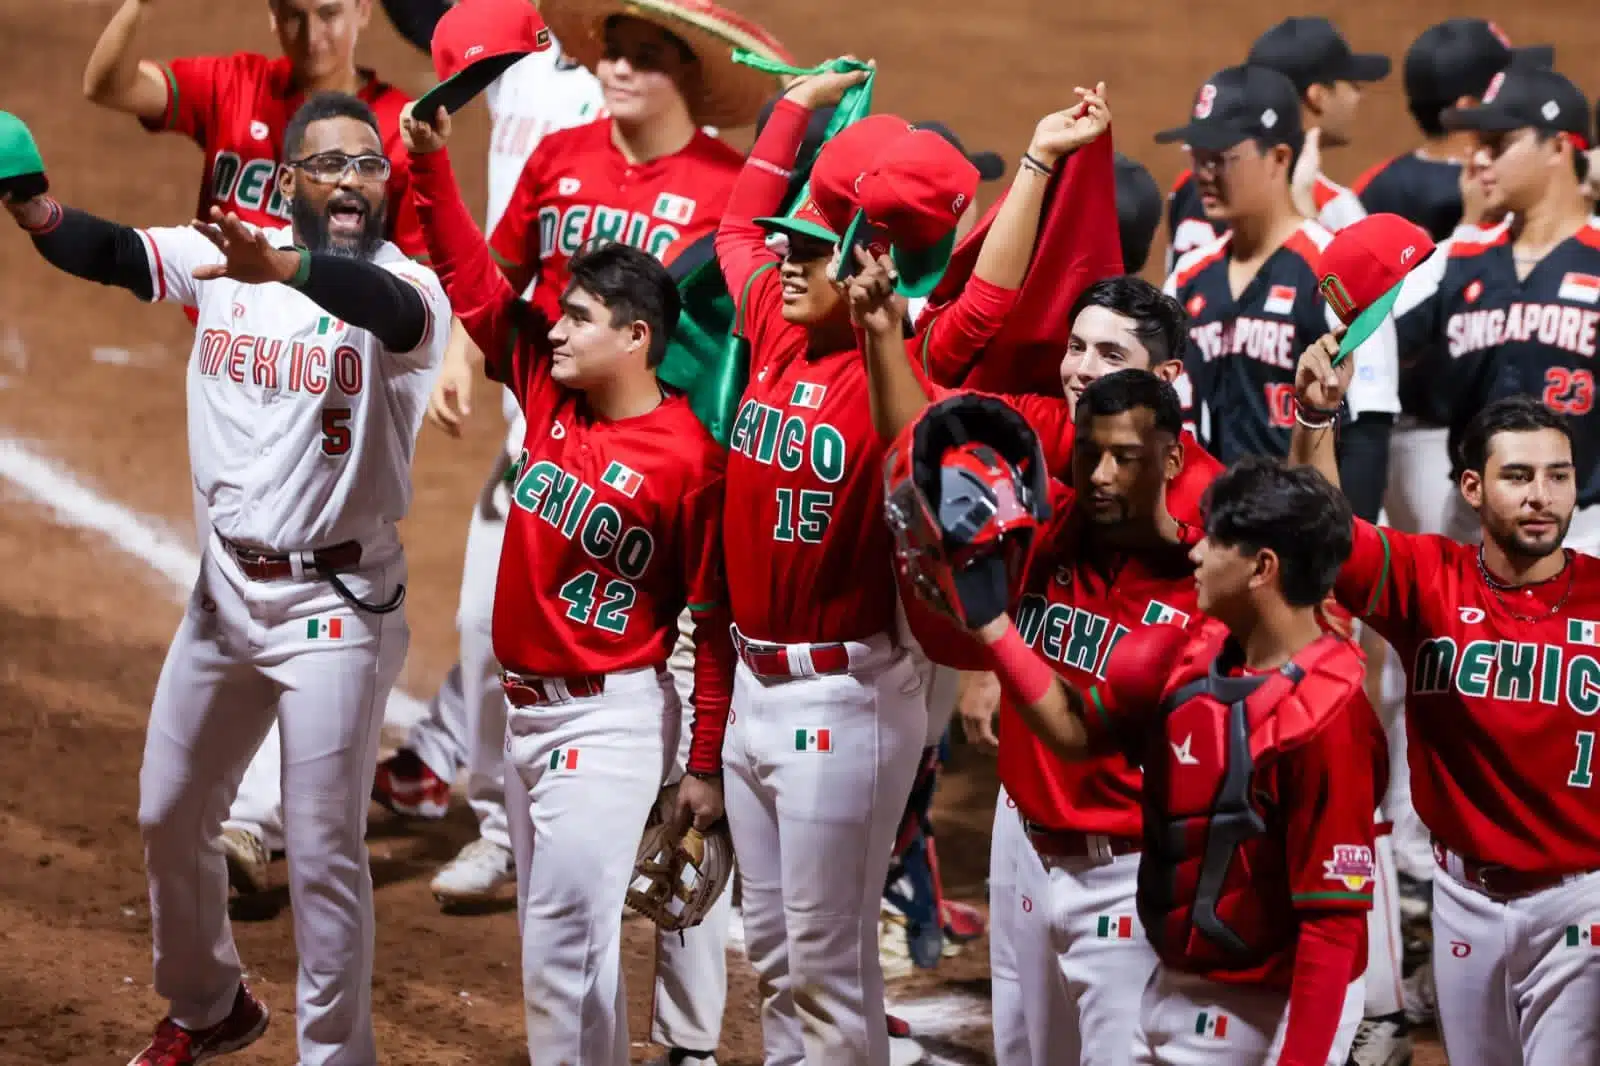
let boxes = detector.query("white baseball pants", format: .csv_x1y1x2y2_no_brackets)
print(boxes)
1132,965,1364,1065
988,787,1035,1066
139,531,408,1066
723,633,927,1066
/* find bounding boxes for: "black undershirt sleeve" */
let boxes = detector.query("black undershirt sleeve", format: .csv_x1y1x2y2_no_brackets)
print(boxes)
1337,413,1394,523
292,252,429,353
28,205,155,300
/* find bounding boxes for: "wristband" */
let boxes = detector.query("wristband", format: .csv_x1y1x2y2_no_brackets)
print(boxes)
1295,397,1341,429
286,247,312,288
1021,152,1054,177
986,623,1057,707
17,196,63,234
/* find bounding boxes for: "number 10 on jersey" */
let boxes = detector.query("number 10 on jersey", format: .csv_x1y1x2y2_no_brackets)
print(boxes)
774,488,833,543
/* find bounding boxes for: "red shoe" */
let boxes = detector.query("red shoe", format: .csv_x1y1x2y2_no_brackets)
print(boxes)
941,899,986,942
372,749,451,819
887,1014,912,1040
127,984,268,1066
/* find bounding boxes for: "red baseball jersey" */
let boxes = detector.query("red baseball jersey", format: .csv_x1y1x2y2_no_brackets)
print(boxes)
407,148,734,763
141,53,425,261
1000,483,1202,837
488,118,741,310
1336,520,1600,873
1090,621,1386,988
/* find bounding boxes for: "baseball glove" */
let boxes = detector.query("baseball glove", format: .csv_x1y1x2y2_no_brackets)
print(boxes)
626,785,733,933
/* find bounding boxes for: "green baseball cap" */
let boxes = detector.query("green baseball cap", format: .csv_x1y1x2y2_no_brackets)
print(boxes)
0,112,47,201
754,196,842,248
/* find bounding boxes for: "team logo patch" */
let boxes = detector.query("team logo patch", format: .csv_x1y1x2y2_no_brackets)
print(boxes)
548,748,580,771
1264,284,1296,316
601,460,644,498
558,176,582,196
1194,1012,1229,1039
653,192,697,225
1559,272,1600,304
1568,619,1600,646
250,120,269,141
1095,914,1135,939
1322,844,1376,891
1186,293,1206,317
1143,600,1189,626
1464,279,1484,304
1484,72,1505,103
1194,84,1217,119
306,615,345,640
790,382,827,409
795,728,832,752
1564,924,1599,947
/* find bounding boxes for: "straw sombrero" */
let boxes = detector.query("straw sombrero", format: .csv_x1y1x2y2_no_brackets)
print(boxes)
538,0,793,128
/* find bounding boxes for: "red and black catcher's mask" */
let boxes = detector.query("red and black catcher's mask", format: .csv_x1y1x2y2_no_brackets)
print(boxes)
882,392,1052,625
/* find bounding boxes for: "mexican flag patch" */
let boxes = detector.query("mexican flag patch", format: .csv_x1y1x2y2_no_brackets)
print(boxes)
1096,914,1134,939
1143,600,1189,626
315,315,344,336
602,461,643,498
1566,924,1599,947
306,616,344,640
790,382,826,409
1194,1011,1229,1038
1568,619,1600,646
795,728,832,752
548,748,580,771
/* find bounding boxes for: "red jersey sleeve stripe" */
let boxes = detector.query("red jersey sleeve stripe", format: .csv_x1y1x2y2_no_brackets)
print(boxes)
1350,157,1392,196
1168,168,1194,199
1573,223,1600,252
1312,176,1340,210
1281,228,1324,268
1449,227,1511,257
1174,243,1227,290
136,230,168,303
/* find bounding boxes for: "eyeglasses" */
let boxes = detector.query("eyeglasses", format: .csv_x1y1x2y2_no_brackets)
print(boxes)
289,152,392,184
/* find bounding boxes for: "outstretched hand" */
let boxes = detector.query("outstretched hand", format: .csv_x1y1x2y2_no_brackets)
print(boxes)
1294,326,1354,411
1028,82,1111,166
842,245,904,335
190,207,299,284
783,57,873,110
400,101,451,154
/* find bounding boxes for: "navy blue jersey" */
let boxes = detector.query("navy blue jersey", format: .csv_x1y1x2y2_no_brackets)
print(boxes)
1165,219,1399,464
1163,169,1367,274
1389,219,1600,503
1353,152,1465,243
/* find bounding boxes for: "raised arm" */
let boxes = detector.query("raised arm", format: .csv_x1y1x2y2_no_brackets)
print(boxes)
848,248,935,439
6,195,157,300
1287,329,1350,489
82,0,169,121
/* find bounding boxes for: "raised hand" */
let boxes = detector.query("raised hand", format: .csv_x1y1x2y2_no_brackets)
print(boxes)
190,207,299,284
783,57,873,111
1294,326,1354,412
842,245,904,336
1028,82,1111,166
426,329,477,436
400,101,451,155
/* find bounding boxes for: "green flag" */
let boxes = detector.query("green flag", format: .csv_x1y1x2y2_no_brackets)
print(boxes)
657,56,875,446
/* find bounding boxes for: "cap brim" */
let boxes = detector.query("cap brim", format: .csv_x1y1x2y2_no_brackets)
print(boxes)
1153,122,1251,151
754,215,839,245
1339,52,1392,83
540,0,792,127
891,231,958,299
970,150,1006,182
416,53,527,116
1335,281,1404,365
1438,102,1525,133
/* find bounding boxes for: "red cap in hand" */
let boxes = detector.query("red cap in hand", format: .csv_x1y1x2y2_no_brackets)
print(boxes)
416,0,552,117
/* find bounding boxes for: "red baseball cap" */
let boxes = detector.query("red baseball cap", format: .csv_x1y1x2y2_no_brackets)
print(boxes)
1318,213,1435,363
415,0,552,118
755,115,913,247
840,128,979,296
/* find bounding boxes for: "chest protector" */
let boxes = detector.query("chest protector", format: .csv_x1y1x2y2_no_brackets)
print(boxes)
1134,625,1364,974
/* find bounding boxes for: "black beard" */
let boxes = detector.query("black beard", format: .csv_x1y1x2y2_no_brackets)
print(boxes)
292,194,387,260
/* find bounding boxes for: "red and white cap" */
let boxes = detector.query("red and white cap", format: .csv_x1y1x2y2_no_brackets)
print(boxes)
416,0,553,117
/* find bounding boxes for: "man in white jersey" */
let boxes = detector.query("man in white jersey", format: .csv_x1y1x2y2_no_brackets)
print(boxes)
3,94,448,1066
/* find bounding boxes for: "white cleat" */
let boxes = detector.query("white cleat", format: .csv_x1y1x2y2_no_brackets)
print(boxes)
219,827,271,896
1402,961,1437,1027
430,838,515,907
642,1055,718,1066
1345,1013,1413,1066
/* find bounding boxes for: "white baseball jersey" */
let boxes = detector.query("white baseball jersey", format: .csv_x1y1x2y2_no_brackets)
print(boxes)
483,41,605,448
136,224,450,551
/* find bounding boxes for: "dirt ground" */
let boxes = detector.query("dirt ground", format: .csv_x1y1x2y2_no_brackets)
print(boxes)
4,0,1598,1063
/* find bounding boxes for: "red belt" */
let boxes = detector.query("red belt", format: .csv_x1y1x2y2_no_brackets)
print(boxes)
501,672,606,708
733,632,851,679
1434,844,1583,901
222,537,362,581
1024,822,1142,860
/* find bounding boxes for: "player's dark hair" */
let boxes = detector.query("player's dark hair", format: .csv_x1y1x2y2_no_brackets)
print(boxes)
284,92,382,161
603,14,696,65
1249,135,1306,177
1530,130,1592,184
1075,369,1184,439
566,240,681,368
1202,456,1353,607
1069,277,1189,367
1457,395,1573,475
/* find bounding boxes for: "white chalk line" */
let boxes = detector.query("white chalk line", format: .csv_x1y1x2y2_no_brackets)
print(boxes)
0,433,986,1063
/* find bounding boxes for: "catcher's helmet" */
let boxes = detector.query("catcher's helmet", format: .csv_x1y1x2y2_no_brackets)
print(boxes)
882,393,1051,625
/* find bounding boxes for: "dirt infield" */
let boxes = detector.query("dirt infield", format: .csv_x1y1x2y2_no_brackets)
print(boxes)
5,0,1598,1062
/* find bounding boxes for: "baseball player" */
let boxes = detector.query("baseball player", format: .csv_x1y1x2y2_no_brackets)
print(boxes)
1158,64,1399,522
1165,16,1386,271
82,0,426,267
948,450,1383,1066
1290,241,1600,1066
402,101,734,1066
1353,20,1552,241
5,93,449,1066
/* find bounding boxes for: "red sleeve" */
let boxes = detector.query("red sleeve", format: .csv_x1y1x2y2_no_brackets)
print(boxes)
1333,517,1432,647
1282,697,1385,912
1081,623,1190,753
715,99,809,356
141,54,231,142
681,467,734,775
913,276,1020,386
1276,912,1365,1066
1003,392,1076,475
381,143,429,262
486,146,545,294
408,146,548,400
